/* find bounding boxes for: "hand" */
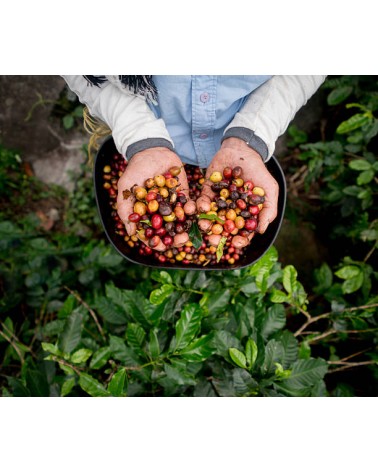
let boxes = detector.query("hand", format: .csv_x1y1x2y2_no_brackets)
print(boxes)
197,137,279,236
117,147,190,244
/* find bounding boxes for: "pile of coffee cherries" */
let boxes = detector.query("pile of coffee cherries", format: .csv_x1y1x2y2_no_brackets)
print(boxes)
102,152,266,267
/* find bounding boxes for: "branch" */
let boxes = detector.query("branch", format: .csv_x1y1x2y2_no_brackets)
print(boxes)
294,302,378,337
64,286,106,341
0,328,24,364
327,360,376,374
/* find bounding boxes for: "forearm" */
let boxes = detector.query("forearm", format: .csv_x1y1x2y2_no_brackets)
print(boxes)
224,75,327,160
62,75,174,158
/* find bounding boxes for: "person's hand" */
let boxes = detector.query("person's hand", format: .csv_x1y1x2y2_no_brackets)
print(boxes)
117,147,191,247
197,137,279,238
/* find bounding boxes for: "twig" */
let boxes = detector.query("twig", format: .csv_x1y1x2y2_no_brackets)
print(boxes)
0,328,24,364
330,349,371,364
50,356,81,375
294,302,378,337
64,286,106,341
364,245,376,263
307,328,378,344
327,360,376,374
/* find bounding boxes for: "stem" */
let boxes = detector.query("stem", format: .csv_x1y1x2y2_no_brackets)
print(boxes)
307,328,378,344
51,356,81,375
327,360,376,374
294,302,378,337
0,328,24,364
64,286,106,341
364,244,376,263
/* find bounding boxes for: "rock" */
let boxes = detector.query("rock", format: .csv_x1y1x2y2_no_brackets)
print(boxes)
0,76,89,192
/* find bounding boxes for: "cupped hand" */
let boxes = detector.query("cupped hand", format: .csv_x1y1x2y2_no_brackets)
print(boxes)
197,137,279,235
117,147,190,242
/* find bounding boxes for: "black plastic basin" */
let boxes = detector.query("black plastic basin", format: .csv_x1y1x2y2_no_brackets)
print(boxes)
94,137,286,270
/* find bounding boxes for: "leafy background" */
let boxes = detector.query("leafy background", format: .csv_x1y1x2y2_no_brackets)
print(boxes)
0,75,377,397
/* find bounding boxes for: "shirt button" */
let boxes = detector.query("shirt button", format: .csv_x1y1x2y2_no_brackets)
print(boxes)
199,133,208,139
200,92,209,103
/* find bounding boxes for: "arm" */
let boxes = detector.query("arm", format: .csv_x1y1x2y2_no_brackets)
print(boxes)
61,75,174,159
198,76,326,238
223,75,327,160
62,76,191,239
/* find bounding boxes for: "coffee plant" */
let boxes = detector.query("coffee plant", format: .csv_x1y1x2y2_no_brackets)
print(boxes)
0,76,377,397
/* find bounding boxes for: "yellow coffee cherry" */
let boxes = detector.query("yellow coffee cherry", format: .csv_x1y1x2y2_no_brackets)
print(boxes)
210,171,223,183
212,224,223,235
252,186,265,196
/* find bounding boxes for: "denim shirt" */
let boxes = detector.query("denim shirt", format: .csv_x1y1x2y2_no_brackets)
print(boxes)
148,76,272,167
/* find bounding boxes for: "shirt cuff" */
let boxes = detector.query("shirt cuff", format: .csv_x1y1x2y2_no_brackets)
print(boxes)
221,127,269,162
126,138,174,160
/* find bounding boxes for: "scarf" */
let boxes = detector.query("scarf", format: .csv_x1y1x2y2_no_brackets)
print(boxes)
83,75,157,101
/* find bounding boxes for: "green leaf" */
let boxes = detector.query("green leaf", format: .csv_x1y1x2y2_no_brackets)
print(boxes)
276,330,299,369
260,304,286,340
41,342,61,356
216,236,227,262
198,213,224,224
149,284,174,305
270,289,289,303
61,378,76,397
349,159,372,171
262,339,285,374
148,329,160,359
126,323,146,356
233,368,259,396
204,289,232,315
25,369,49,397
79,373,110,397
327,86,353,105
229,348,247,369
58,309,84,354
279,358,328,391
213,330,243,359
314,262,333,291
179,333,215,362
335,265,361,279
245,339,258,370
108,368,127,396
342,272,364,294
336,113,371,134
173,303,203,351
62,115,74,129
188,222,203,250
164,363,196,386
71,348,92,364
105,284,151,328
357,169,375,185
89,347,111,370
283,265,298,294
95,296,128,325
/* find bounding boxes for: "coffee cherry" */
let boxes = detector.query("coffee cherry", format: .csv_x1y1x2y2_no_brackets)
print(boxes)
210,171,223,183
154,175,166,187
224,220,236,233
133,186,147,200
128,213,141,223
223,166,233,179
252,186,265,196
148,200,159,213
169,166,181,177
151,214,163,229
232,166,242,178
158,202,173,216
149,235,161,248
245,219,257,231
133,202,147,216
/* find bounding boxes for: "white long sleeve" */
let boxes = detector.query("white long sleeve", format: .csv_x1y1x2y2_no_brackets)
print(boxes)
225,75,326,159
62,75,173,157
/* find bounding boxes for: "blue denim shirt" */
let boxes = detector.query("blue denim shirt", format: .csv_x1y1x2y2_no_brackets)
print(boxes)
148,76,272,167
